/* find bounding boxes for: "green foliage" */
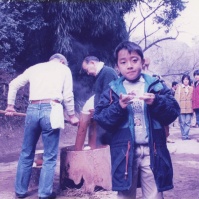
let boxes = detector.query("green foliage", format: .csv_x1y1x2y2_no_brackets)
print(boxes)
153,0,186,27
0,3,24,70
0,0,186,71
0,2,48,71
46,2,132,51
0,0,186,110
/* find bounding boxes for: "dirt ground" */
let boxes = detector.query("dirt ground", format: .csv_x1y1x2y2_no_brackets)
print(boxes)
0,124,199,199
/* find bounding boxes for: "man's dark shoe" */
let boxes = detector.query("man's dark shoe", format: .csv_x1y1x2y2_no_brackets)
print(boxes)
39,192,56,199
15,193,27,198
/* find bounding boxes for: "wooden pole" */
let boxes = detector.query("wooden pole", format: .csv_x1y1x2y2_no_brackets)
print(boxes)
74,111,92,151
0,110,70,123
0,110,26,116
88,119,97,149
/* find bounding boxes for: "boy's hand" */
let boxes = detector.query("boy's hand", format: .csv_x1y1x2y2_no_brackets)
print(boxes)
119,94,134,109
139,93,155,105
119,92,155,108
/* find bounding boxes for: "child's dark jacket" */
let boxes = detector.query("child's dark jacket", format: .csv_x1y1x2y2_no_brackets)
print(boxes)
94,73,180,192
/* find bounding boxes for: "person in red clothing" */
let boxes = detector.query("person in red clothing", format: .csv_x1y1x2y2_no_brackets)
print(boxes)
192,69,199,128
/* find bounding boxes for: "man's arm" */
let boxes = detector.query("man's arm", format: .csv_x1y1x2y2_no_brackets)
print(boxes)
62,68,79,125
5,70,29,115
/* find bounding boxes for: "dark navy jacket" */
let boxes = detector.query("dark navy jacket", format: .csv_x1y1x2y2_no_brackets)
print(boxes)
94,73,180,192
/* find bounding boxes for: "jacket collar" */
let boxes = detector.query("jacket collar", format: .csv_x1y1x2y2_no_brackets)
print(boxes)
109,73,163,95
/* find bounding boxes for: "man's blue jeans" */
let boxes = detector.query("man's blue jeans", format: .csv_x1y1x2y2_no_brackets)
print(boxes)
15,103,60,197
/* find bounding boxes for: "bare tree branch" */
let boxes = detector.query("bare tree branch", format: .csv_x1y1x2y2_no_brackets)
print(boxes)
143,31,179,52
128,1,164,34
137,27,163,46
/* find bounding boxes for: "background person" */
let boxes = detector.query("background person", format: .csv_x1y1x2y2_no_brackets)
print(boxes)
175,74,193,140
5,53,79,199
170,81,178,96
192,69,199,128
81,56,118,146
82,56,118,108
94,41,180,199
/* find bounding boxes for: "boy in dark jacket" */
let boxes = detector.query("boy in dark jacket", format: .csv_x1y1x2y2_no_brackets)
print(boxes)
94,41,180,199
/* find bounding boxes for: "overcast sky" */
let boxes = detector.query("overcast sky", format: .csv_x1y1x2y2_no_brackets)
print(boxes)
175,0,199,46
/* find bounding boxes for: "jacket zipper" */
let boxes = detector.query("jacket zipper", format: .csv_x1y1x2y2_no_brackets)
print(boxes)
125,141,131,179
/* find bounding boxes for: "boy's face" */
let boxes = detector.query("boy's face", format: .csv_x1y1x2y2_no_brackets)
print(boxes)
116,49,144,81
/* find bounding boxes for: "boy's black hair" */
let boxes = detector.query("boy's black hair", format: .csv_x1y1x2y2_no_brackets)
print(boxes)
193,69,199,76
172,81,178,87
114,41,144,63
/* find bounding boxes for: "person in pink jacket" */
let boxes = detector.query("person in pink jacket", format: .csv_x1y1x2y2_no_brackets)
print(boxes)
192,70,199,128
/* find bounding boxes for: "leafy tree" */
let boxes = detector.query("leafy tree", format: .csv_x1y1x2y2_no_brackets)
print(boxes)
126,0,186,51
0,2,24,70
44,1,136,70
0,0,187,70
0,1,48,71
0,0,136,111
43,1,138,110
0,0,187,111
